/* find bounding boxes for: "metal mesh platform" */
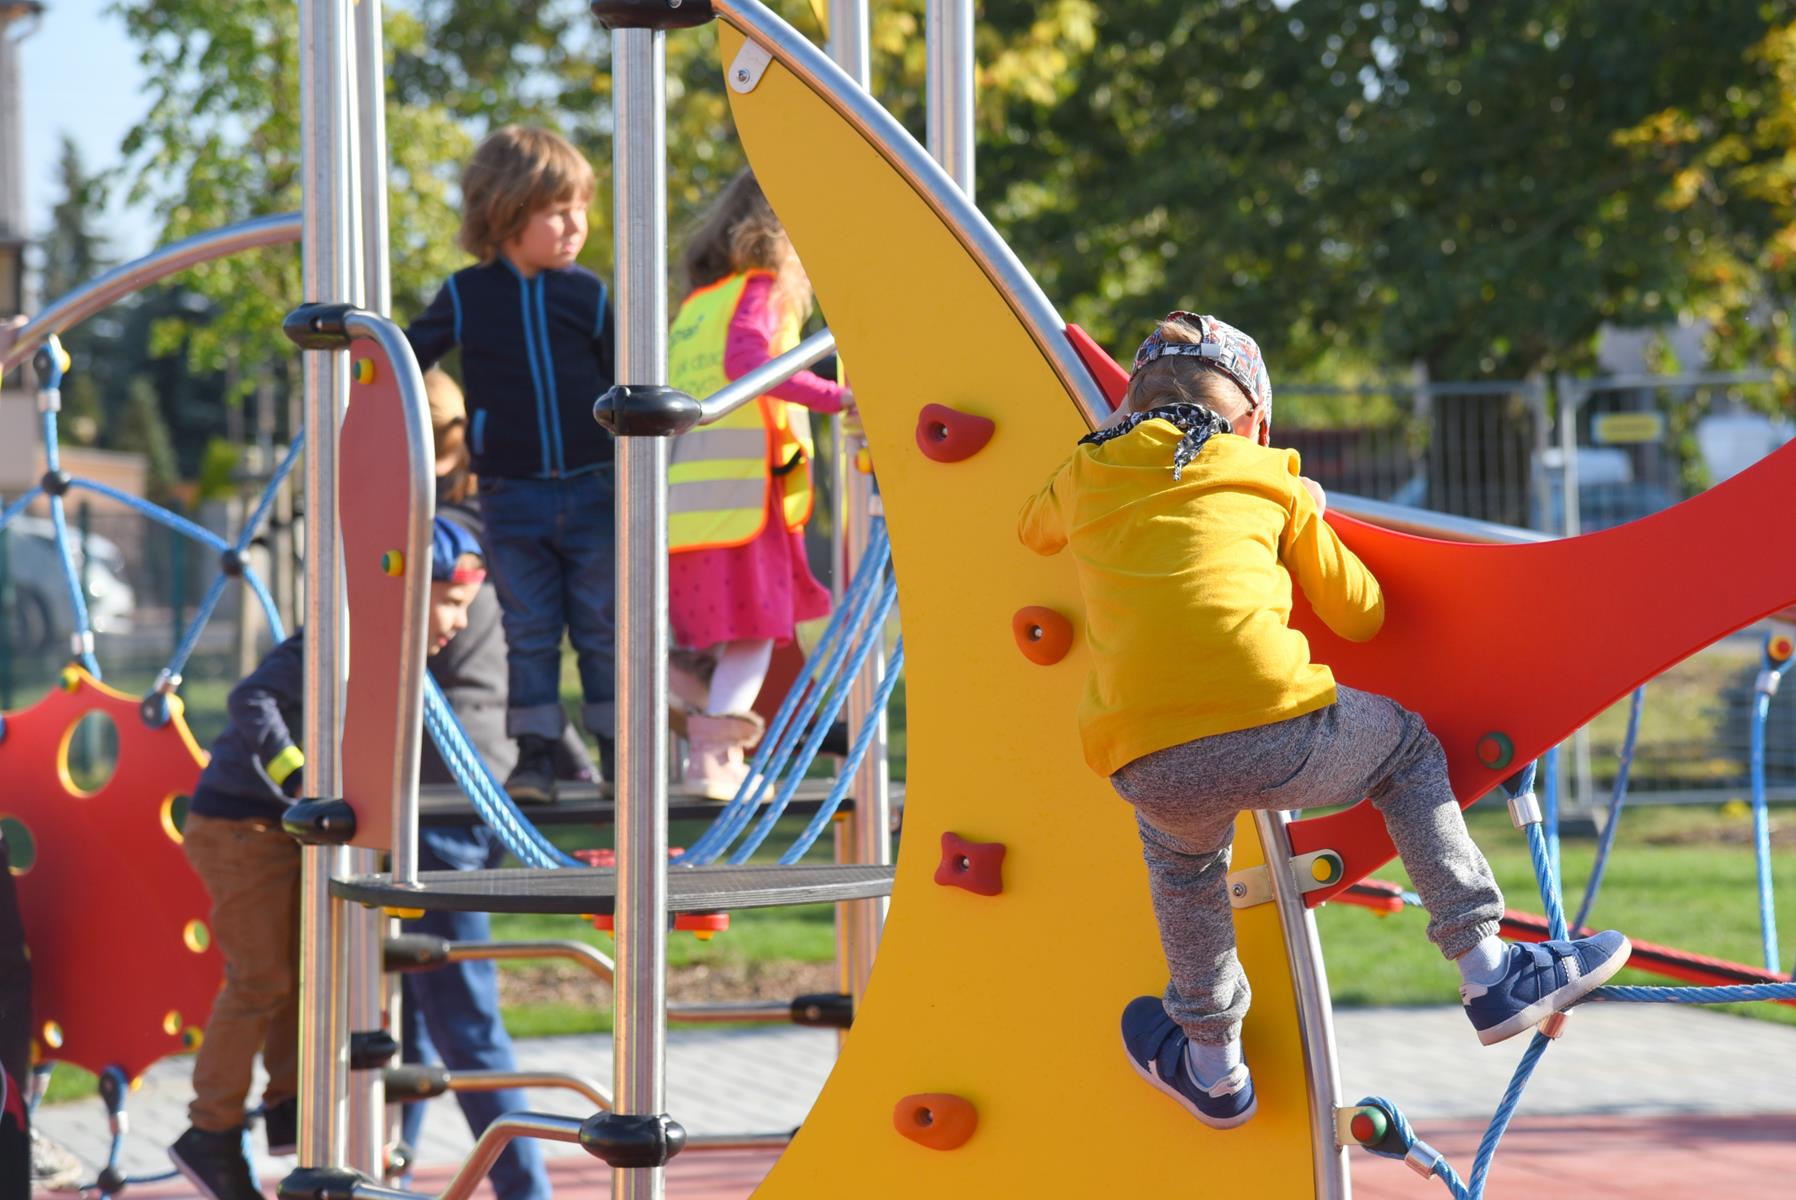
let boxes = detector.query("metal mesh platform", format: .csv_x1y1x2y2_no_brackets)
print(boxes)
416,781,899,827
332,863,896,914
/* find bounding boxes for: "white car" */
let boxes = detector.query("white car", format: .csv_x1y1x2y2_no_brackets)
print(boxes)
2,515,136,654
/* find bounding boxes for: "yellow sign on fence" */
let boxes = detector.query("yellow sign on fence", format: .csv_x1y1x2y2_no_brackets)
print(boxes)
1592,411,1666,445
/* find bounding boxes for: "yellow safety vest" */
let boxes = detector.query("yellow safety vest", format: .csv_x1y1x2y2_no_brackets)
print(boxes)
667,270,817,553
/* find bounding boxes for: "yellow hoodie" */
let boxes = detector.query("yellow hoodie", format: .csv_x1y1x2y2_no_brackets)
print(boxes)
1019,420,1385,776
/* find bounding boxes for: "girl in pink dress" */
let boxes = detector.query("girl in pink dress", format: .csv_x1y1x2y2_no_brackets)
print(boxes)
666,171,853,798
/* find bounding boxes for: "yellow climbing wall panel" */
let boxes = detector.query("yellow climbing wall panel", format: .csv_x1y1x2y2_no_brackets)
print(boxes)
722,26,1326,1198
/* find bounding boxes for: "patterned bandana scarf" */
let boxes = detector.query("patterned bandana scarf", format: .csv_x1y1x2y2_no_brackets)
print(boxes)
1080,402,1234,481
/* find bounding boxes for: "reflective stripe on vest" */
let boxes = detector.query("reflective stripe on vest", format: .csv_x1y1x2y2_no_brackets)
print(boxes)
667,270,816,552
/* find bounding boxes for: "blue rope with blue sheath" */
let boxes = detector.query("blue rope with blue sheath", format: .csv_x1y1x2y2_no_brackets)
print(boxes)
728,576,899,864
684,529,894,865
780,637,906,865
1348,753,1796,1197
1572,686,1644,932
1746,631,1789,973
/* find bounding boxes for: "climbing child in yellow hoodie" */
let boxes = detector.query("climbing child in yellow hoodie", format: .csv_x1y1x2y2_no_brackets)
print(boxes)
1019,312,1630,1130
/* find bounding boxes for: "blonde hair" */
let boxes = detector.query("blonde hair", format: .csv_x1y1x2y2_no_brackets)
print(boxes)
1123,316,1253,419
458,126,595,263
679,169,812,317
425,368,475,504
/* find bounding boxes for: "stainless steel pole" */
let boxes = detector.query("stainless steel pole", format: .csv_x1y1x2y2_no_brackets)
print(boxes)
295,0,355,1171
355,0,392,318
610,25,672,1200
824,0,875,1039
925,0,975,196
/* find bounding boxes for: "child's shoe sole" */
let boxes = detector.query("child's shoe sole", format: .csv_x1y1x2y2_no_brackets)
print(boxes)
1476,934,1632,1045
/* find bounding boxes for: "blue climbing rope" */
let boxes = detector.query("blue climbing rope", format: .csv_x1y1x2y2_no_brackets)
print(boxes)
1571,686,1645,932
729,577,899,864
1540,745,1561,889
422,674,577,870
780,637,906,866
682,527,893,865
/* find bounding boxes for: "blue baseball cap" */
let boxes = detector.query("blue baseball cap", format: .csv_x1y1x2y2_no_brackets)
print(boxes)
431,517,485,582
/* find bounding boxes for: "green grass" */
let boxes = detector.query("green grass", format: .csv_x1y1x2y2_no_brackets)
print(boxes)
1316,802,1796,1026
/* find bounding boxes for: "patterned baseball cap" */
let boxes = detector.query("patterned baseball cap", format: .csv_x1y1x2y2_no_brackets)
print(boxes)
1131,312,1273,444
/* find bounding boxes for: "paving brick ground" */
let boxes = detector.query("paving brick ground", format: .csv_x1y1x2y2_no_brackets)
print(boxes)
34,1005,1796,1197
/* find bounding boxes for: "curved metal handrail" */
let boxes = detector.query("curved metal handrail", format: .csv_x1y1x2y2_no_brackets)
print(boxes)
711,0,1111,428
2,212,302,373
1330,493,1551,546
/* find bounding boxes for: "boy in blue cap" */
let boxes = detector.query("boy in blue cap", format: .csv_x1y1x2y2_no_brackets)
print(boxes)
169,518,486,1200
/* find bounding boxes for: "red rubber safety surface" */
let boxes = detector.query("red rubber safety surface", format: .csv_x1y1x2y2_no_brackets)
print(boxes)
1,669,218,1079
1063,324,1796,905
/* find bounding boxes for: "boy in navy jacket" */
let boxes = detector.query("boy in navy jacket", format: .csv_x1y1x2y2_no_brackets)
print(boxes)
406,125,617,800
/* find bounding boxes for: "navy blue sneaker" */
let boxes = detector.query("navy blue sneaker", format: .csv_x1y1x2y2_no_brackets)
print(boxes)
1460,932,1632,1045
1119,995,1257,1130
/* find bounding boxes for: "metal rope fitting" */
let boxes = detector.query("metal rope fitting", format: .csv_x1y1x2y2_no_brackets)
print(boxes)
1539,1010,1572,1039
153,669,183,696
1506,789,1543,829
69,630,94,659
1755,669,1781,697
36,388,60,414
1404,1137,1444,1179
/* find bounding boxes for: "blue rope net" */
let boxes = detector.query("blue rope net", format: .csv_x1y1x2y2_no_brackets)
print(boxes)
1346,731,1796,1198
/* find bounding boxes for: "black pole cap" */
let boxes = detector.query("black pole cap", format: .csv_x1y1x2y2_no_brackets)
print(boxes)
282,303,361,351
594,383,702,438
592,0,715,30
790,992,854,1030
282,799,358,845
383,933,452,972
579,1112,687,1168
349,1030,399,1070
382,1064,450,1100
277,1166,367,1200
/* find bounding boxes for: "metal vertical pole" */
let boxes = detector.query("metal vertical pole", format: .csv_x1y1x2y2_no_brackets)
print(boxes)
610,25,672,1200
822,0,888,1025
345,0,389,1176
295,0,354,1172
925,0,975,195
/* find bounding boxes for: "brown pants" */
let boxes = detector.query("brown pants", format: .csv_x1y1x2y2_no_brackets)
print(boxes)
182,813,301,1132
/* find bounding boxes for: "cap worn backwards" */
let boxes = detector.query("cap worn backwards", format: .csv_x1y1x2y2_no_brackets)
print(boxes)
431,517,486,584
1131,311,1273,445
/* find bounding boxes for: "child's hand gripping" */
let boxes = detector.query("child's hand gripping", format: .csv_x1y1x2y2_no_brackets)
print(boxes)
1301,475,1327,515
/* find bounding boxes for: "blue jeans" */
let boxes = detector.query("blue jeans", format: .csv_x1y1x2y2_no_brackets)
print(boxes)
480,471,617,740
399,827,549,1200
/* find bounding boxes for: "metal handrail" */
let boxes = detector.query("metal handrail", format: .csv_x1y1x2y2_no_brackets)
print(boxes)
1330,493,1551,546
2,213,302,373
699,328,837,423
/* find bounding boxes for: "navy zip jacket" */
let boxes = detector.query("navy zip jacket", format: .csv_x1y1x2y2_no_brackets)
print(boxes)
406,259,617,480
191,631,304,823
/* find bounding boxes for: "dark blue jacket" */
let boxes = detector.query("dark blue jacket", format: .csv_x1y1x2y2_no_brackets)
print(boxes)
405,259,617,481
191,632,304,823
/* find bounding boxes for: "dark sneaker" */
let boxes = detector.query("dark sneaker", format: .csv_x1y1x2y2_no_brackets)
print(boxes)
1461,931,1632,1045
169,1126,262,1200
260,1095,296,1156
594,734,616,785
505,734,558,803
1119,995,1257,1130
30,1126,85,1191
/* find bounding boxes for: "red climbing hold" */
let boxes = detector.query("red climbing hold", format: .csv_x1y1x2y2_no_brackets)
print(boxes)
893,1093,977,1151
934,831,1006,896
914,403,995,463
1012,606,1073,666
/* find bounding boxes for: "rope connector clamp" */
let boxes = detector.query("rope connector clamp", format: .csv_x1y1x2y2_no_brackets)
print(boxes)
36,387,61,414
1755,669,1782,697
1404,1138,1444,1179
1506,789,1543,829
39,469,71,497
69,630,94,659
219,548,245,578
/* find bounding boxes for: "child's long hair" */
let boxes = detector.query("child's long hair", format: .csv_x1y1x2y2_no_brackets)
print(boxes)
459,126,595,264
679,169,813,318
1123,315,1252,416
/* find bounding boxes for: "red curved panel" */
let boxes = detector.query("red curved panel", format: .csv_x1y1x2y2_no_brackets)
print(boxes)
3,670,218,1079
340,342,419,850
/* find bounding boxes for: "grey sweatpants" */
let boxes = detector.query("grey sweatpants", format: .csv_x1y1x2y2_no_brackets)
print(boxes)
1110,685,1504,1044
